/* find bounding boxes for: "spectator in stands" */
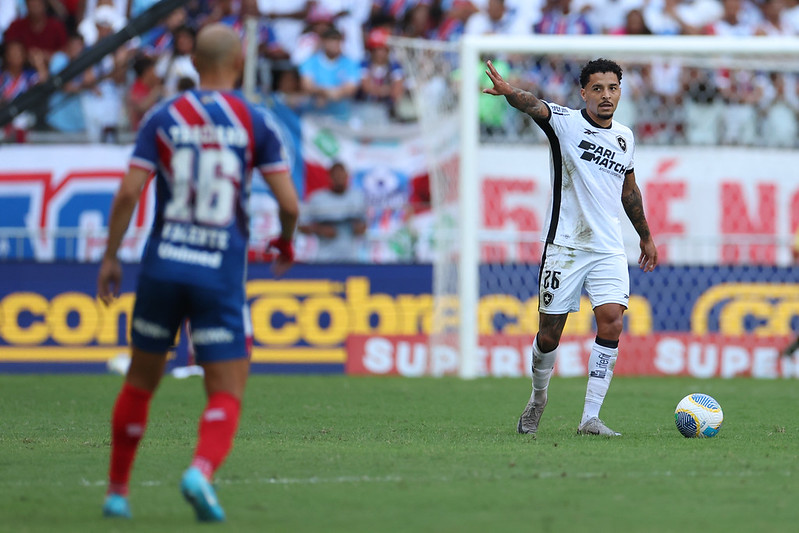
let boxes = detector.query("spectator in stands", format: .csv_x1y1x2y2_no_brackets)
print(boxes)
46,32,87,134
312,0,371,63
612,7,652,34
0,2,24,43
155,24,199,98
262,0,314,64
719,68,762,145
639,58,682,142
371,0,418,24
682,66,722,145
290,11,334,67
203,0,236,25
0,39,48,142
466,0,532,35
127,54,162,130
182,0,213,27
756,0,796,35
471,0,542,30
3,0,68,58
81,13,128,143
759,72,798,147
709,0,759,35
55,0,81,32
576,0,646,34
433,0,478,41
643,0,721,35
210,0,287,92
402,2,436,38
79,0,129,22
0,41,48,99
300,26,361,121
214,0,285,62
784,0,799,33
138,6,186,57
534,0,593,34
273,68,311,114
78,3,126,47
299,161,367,262
358,27,404,121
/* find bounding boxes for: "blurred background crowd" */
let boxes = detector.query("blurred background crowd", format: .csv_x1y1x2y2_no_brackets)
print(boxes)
1,0,799,146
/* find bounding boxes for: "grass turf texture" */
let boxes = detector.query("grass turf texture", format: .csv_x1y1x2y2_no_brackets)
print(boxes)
1,375,798,532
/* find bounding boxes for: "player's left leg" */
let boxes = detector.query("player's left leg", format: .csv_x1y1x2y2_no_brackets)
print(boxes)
191,357,249,482
180,288,251,522
578,303,624,436
104,276,184,518
783,335,799,357
181,358,249,522
104,347,169,518
578,252,629,436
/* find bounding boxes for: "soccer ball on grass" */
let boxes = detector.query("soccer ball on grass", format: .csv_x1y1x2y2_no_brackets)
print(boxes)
674,393,723,438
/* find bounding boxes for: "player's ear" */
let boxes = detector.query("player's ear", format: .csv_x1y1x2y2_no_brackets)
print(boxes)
233,53,245,73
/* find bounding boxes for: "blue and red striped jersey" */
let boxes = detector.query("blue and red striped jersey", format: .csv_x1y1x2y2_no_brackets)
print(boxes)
130,89,289,289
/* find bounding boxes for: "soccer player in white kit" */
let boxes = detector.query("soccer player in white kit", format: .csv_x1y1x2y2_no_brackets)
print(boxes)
483,58,658,436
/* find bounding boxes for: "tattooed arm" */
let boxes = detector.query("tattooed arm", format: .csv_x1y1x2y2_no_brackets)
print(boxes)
482,60,550,121
622,170,658,272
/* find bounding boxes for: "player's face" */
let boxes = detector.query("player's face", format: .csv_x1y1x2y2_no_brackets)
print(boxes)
580,72,621,122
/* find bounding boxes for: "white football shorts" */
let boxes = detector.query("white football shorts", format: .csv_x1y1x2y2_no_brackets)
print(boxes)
538,243,630,314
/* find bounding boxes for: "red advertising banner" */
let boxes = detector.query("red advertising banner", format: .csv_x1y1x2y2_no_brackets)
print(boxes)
346,334,799,378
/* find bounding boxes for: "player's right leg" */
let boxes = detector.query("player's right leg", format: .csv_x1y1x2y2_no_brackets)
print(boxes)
104,347,170,518
103,277,183,519
518,313,567,435
519,244,583,435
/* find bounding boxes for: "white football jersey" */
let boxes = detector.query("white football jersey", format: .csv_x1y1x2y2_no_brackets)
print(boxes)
536,102,635,254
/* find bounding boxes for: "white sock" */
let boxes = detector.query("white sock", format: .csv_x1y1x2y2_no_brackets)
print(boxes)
581,339,618,425
531,335,557,403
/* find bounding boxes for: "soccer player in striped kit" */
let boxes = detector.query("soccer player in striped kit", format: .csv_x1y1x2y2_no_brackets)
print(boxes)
97,24,298,520
483,58,658,437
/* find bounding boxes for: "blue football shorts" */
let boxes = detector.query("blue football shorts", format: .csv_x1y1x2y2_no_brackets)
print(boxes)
130,274,252,362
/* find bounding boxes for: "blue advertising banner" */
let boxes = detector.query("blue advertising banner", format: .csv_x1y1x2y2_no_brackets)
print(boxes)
0,263,797,373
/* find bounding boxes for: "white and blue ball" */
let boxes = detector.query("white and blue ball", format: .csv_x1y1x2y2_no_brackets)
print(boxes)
674,393,723,438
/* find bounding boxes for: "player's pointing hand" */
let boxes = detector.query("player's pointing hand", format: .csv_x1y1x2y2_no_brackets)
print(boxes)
483,60,513,97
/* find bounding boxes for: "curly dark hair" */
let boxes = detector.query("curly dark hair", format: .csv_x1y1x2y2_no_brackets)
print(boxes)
579,58,623,88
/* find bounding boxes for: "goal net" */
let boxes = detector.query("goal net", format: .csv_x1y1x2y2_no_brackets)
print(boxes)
392,35,799,379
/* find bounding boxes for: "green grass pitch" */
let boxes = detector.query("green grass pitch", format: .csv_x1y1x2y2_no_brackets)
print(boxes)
1,374,798,532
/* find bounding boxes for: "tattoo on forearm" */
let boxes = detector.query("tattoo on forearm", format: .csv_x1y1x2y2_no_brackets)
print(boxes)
622,186,651,240
506,88,547,119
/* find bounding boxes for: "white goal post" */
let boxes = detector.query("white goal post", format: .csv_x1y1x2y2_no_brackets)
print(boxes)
394,35,799,379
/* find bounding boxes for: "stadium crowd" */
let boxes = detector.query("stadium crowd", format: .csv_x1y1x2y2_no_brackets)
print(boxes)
1,0,798,145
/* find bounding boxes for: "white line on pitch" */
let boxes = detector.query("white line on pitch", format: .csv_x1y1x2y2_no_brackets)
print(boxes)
1,470,792,489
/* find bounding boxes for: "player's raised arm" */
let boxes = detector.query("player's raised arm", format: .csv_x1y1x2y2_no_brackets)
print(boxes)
482,59,550,121
621,170,658,272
